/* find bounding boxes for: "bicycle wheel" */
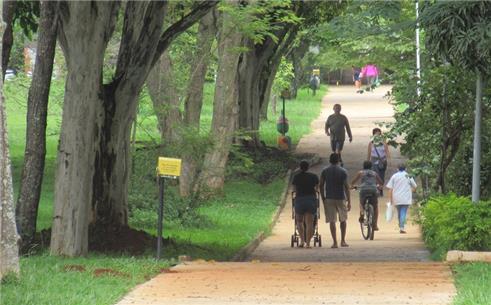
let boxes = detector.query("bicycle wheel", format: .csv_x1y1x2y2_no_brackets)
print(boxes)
367,204,375,240
360,204,370,240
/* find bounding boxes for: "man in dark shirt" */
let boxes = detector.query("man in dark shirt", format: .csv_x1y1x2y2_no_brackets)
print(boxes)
292,160,319,248
319,153,351,248
325,104,352,166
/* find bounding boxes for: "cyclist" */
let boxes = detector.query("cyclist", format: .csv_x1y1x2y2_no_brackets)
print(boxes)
350,160,383,231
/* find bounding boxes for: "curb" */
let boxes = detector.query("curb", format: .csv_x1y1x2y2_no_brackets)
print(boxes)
231,153,323,262
446,250,491,263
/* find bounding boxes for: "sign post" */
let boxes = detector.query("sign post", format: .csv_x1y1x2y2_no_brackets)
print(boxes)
156,157,182,259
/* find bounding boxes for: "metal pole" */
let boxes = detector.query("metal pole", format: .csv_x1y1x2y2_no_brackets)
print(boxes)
415,0,421,96
157,176,164,258
282,96,286,135
471,72,482,203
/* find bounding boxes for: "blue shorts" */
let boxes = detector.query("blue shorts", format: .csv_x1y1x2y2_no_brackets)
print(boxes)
294,195,317,215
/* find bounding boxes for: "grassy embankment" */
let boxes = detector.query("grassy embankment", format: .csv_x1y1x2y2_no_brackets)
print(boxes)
2,76,325,305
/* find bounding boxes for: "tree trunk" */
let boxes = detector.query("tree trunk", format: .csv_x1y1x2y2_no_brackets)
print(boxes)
1,0,16,79
51,1,217,256
16,1,58,251
147,49,181,143
238,27,295,146
50,2,120,256
180,10,217,197
290,39,309,99
0,2,20,278
197,5,243,193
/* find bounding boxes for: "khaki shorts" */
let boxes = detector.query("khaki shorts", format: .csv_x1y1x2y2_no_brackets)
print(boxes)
323,199,348,223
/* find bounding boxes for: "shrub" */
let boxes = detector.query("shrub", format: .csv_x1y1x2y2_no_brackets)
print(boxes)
419,194,491,259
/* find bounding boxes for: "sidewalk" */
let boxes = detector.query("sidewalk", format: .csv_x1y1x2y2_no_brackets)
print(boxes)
115,86,455,305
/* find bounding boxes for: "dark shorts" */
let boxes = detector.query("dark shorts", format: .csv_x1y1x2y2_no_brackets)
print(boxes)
294,195,317,215
354,73,360,81
330,139,344,152
360,188,379,206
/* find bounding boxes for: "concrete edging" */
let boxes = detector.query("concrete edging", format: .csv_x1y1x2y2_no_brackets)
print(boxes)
231,153,322,262
446,250,491,263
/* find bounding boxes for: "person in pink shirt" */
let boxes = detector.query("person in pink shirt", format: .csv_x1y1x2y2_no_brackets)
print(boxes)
360,64,379,90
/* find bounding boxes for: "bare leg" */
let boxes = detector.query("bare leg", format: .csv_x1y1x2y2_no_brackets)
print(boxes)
304,213,314,247
340,221,349,247
329,222,338,248
295,214,305,246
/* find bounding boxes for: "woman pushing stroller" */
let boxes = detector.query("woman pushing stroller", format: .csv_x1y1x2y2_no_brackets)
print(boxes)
292,160,319,248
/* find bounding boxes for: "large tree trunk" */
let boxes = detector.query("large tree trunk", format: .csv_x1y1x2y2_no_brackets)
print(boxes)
50,2,120,256
180,10,217,197
1,0,16,79
51,1,217,256
290,39,309,99
16,1,58,251
147,49,181,143
238,27,294,146
0,2,20,278
197,5,243,193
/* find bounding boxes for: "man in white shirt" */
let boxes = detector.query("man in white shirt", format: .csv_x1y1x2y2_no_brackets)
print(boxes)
386,163,417,233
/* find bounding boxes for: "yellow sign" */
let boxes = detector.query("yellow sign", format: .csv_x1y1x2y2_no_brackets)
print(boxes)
312,69,320,76
157,157,182,177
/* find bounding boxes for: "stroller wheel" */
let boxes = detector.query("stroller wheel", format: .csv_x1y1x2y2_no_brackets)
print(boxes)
290,235,295,248
318,235,322,247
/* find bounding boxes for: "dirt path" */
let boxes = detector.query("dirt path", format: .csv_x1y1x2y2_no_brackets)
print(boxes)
116,86,455,305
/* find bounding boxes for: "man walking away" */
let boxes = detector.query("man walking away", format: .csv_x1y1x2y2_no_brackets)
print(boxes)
386,163,417,234
325,104,352,166
320,153,351,248
309,74,320,96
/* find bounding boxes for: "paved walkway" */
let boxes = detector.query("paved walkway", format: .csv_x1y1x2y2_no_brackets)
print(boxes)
116,86,455,305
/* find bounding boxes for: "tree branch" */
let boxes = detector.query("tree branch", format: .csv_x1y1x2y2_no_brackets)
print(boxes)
152,0,219,66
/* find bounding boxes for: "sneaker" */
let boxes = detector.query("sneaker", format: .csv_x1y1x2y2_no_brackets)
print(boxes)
400,230,407,234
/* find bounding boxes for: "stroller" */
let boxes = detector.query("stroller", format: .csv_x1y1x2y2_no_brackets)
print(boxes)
290,191,322,247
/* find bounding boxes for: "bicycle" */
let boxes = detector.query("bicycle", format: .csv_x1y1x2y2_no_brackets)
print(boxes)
352,186,375,240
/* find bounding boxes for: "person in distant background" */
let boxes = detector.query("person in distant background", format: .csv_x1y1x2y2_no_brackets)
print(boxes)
360,64,379,90
352,66,362,93
309,74,320,96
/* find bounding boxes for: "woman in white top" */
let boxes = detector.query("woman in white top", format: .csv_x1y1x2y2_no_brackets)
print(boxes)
386,163,417,233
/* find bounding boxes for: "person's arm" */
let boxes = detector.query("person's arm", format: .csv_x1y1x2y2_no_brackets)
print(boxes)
384,142,391,160
350,171,362,187
345,116,353,142
344,180,351,211
367,142,372,161
325,118,330,136
319,173,326,200
410,178,417,192
388,188,393,204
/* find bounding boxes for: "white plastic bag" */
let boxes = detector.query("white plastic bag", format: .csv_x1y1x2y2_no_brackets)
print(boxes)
385,201,393,222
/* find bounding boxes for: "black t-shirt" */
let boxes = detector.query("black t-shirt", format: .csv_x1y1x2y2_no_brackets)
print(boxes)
320,165,348,200
292,171,319,197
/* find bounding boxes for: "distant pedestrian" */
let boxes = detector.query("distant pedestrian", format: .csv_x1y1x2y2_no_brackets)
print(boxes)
325,104,352,166
386,163,417,234
319,153,351,248
367,128,390,195
360,64,379,91
309,74,320,96
292,160,319,248
352,66,362,93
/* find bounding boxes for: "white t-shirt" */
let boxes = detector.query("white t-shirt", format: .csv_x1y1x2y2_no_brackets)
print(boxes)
386,171,417,206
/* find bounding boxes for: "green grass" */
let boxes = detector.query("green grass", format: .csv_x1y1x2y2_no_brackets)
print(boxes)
452,263,491,305
4,77,324,304
1,254,169,305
